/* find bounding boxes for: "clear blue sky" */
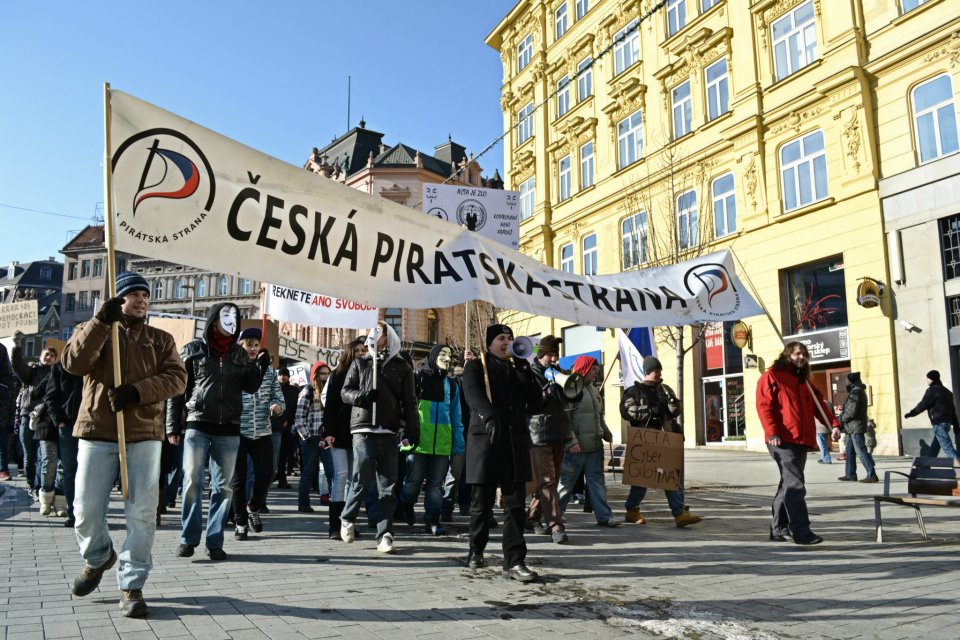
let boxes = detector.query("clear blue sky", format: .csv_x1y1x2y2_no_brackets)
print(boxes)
0,1,516,263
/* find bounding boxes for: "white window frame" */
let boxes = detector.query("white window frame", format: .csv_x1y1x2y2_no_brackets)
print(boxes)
901,0,930,12
582,233,598,276
711,173,737,238
555,2,568,40
677,189,698,249
520,177,536,220
241,278,252,295
576,0,589,20
705,58,729,121
517,34,533,72
557,76,570,117
197,277,207,297
667,0,686,37
558,155,572,202
517,102,534,145
672,80,692,139
577,57,592,102
218,276,229,296
772,1,817,82
153,280,164,299
780,129,828,212
560,243,575,273
614,20,639,75
175,278,185,299
580,141,594,189
621,212,648,269
617,109,644,169
912,74,960,164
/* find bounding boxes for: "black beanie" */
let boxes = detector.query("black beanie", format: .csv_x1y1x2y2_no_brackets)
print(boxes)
642,356,663,374
928,370,941,383
847,372,862,385
486,324,513,348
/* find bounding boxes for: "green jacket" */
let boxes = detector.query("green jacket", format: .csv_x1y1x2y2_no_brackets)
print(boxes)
569,385,611,453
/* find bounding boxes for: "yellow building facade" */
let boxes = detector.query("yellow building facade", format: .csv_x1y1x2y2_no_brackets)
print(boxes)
487,0,960,454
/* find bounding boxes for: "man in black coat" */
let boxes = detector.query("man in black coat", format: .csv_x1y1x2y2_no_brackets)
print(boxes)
905,370,960,461
461,324,542,582
44,361,84,526
273,367,301,490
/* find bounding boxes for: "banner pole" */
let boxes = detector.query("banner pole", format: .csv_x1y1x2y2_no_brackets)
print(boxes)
464,302,470,354
371,324,378,426
103,82,129,501
730,249,782,342
601,351,621,390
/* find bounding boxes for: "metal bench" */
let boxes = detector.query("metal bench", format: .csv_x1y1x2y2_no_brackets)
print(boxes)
874,456,960,542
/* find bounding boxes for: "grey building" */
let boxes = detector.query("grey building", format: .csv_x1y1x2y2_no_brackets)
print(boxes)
0,257,63,357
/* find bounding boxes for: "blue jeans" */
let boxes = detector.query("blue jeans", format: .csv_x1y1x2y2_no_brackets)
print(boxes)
558,449,613,523
928,423,960,461
164,441,183,506
58,428,79,519
329,446,352,502
625,483,686,517
401,453,450,523
844,432,876,479
815,433,832,463
299,438,321,508
181,430,239,550
39,439,59,492
74,439,160,590
342,433,399,541
320,446,334,494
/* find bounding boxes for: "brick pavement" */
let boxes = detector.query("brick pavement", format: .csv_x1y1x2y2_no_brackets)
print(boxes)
3,449,960,640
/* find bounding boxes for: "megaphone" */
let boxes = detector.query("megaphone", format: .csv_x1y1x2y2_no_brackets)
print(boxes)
544,367,585,400
508,336,535,359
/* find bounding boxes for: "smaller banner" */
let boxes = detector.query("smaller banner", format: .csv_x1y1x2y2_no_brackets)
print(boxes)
263,283,378,329
622,427,684,491
617,328,655,389
0,300,39,338
276,334,344,370
422,183,520,249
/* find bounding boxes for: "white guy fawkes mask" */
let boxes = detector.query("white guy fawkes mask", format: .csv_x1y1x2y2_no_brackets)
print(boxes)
219,306,238,336
436,347,452,371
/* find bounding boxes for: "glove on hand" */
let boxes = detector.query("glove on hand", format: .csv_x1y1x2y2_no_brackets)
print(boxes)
108,384,140,413
96,297,125,324
512,356,530,371
355,388,379,407
12,330,24,347
256,348,271,373
484,417,501,445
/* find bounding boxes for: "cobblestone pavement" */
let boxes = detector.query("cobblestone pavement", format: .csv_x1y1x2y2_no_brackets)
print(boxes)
3,448,960,640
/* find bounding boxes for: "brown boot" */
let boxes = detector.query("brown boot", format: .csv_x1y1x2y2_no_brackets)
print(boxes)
120,589,148,618
625,507,646,524
674,507,703,528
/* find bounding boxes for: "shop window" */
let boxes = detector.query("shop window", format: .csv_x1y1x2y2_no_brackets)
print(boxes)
784,257,847,335
701,321,745,442
941,214,960,280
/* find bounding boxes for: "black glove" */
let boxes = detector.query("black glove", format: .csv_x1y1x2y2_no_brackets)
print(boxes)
256,348,271,374
96,296,125,324
108,384,140,412
512,356,530,371
354,388,379,407
11,330,23,347
484,416,501,445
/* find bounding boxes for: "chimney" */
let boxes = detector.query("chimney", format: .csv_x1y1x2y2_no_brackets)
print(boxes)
7,261,18,277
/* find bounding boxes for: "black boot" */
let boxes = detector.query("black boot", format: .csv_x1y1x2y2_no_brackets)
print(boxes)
328,502,344,539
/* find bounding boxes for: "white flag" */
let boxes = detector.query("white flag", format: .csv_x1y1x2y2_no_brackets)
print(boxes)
617,328,657,389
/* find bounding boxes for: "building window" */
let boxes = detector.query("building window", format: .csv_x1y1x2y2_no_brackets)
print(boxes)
116,259,126,273
517,102,534,145
557,76,570,117
949,295,960,329
519,177,536,221
241,278,252,295
560,243,575,273
40,266,52,280
705,58,729,121
677,190,698,249
218,276,229,296
79,291,89,310
61,326,73,341
555,2,568,40
577,58,592,102
93,258,103,278
175,278,185,299
576,0,589,20
384,308,403,338
772,1,817,82
614,20,639,75
427,309,439,343
580,142,594,189
667,0,686,37
558,156,572,202
153,280,164,300
517,34,533,72
92,290,101,308
701,0,721,10
785,257,847,334
68,262,77,280
81,259,91,278
901,0,930,12
617,110,644,169
780,129,827,212
621,212,648,269
913,74,959,164
582,233,598,276
197,278,207,297
66,293,75,312
672,80,692,139
712,173,737,238
941,214,960,280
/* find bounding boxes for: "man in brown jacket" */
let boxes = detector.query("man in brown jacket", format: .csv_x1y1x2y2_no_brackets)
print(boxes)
63,271,187,618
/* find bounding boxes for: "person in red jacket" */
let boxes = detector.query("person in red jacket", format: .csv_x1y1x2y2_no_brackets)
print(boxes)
756,341,840,545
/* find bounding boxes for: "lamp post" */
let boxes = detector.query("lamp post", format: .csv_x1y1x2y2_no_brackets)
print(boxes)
182,282,197,318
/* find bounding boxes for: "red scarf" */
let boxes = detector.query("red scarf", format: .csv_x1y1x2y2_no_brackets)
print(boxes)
208,328,234,358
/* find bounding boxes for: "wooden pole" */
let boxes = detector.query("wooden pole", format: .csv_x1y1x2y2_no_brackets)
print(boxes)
103,83,129,501
601,350,621,390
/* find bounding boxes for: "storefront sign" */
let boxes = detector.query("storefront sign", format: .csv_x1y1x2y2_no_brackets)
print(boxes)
783,326,850,364
704,322,723,371
622,427,684,491
731,321,750,350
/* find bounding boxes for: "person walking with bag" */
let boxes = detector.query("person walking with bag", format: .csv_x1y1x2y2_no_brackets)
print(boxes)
904,370,960,461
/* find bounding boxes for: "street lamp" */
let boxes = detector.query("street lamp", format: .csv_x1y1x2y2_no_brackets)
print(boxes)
182,281,197,318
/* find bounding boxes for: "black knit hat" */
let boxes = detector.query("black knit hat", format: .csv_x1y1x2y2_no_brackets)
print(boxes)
928,370,941,383
847,371,862,384
642,355,663,374
115,271,149,298
486,324,513,348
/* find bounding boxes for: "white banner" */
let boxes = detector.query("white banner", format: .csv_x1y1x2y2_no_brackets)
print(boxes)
263,283,377,328
108,90,761,328
422,183,520,249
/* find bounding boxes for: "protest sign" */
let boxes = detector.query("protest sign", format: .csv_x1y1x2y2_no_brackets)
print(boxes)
285,361,312,386
0,300,39,338
276,334,343,370
106,89,761,328
422,183,520,249
263,283,377,328
622,427,684,492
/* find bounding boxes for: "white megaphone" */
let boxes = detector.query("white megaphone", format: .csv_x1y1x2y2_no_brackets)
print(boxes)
508,336,535,359
544,367,585,400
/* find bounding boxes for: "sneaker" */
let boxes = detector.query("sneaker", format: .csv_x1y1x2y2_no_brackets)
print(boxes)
597,518,623,527
674,507,703,528
625,507,647,524
860,476,880,484
551,529,568,544
235,525,248,540
533,522,549,535
377,533,396,554
72,549,117,596
119,589,148,618
341,520,356,543
0,471,10,481
248,510,263,533
207,548,227,561
426,523,446,536
794,532,824,545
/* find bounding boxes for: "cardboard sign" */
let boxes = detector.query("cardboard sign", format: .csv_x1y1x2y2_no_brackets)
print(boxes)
622,427,684,491
0,300,39,338
147,317,200,352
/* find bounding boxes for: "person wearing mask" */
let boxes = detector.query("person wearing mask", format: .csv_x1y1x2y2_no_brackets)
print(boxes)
63,272,187,617
462,324,543,582
904,370,960,461
295,361,331,514
44,360,83,526
620,356,703,529
756,342,841,545
166,303,266,561
340,323,419,554
233,328,284,540
837,372,879,483
274,367,301,490
11,336,57,497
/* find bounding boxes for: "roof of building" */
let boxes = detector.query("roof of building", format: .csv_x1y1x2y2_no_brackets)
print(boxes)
61,225,105,253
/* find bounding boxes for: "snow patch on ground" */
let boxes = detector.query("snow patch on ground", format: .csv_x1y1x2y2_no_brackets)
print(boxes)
603,602,781,640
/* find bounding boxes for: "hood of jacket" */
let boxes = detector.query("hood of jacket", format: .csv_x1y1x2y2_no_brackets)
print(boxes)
365,322,401,363
419,345,448,402
203,302,241,343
